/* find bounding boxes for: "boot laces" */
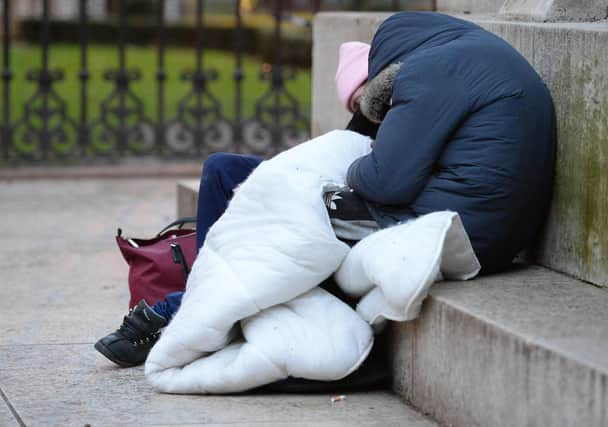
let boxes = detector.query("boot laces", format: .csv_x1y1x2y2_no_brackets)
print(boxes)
117,314,159,346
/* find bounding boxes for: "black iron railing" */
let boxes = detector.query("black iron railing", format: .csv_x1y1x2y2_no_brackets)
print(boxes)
1,0,10,161
0,0,311,163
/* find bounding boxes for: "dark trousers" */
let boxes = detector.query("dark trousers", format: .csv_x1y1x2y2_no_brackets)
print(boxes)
153,153,262,320
195,152,264,251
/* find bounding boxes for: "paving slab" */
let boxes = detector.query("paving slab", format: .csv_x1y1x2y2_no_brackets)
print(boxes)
0,162,201,180
185,422,423,427
0,179,177,345
0,345,434,427
0,392,19,427
0,249,130,345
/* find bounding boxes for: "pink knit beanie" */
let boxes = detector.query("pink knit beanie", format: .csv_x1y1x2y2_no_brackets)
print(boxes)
335,41,371,112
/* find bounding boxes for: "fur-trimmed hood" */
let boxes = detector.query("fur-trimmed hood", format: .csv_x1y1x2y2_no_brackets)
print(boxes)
366,12,477,79
360,63,401,124
360,12,479,123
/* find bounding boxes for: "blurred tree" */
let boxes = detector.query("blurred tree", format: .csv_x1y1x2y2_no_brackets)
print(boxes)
107,0,160,18
242,0,258,13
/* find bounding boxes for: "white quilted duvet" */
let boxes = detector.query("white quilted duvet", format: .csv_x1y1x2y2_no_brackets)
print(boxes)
145,130,480,394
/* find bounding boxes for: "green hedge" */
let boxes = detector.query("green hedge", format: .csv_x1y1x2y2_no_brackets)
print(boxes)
19,17,312,67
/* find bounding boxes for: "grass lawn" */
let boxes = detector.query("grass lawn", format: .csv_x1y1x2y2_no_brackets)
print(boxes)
2,43,311,131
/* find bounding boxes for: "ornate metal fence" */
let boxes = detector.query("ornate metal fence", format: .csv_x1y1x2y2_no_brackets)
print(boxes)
0,0,312,163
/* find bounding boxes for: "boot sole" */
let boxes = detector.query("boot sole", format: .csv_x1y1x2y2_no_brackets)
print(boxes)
94,340,141,368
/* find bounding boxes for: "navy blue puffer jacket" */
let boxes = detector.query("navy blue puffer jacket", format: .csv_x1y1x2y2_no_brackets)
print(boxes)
347,12,556,274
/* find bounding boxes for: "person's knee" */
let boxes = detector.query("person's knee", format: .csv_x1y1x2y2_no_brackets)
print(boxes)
203,152,261,185
203,152,233,176
205,152,255,177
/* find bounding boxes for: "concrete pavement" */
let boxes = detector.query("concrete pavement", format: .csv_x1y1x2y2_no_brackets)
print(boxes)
0,178,435,426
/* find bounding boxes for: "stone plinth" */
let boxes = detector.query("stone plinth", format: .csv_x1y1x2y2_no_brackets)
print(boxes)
475,18,608,287
500,0,608,22
177,180,199,218
436,0,505,14
312,13,391,137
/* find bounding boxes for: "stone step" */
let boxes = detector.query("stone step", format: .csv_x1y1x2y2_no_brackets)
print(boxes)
177,179,200,218
179,181,608,427
389,265,608,427
436,0,608,21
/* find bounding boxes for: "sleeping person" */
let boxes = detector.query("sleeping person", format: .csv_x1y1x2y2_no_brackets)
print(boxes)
97,11,556,379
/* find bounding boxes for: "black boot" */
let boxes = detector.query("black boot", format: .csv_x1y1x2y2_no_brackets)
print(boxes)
94,300,167,368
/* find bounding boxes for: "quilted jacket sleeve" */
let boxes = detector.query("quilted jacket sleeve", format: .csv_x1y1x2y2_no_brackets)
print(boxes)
347,56,472,206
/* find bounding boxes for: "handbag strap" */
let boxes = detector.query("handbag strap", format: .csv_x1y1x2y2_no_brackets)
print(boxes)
157,217,197,237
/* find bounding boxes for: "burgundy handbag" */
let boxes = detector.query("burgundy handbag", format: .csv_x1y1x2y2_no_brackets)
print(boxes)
116,217,197,309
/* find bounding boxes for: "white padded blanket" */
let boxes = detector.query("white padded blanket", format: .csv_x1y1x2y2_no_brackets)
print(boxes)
145,130,480,394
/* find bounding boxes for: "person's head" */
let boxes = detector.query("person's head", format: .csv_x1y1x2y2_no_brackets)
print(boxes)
335,41,370,113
